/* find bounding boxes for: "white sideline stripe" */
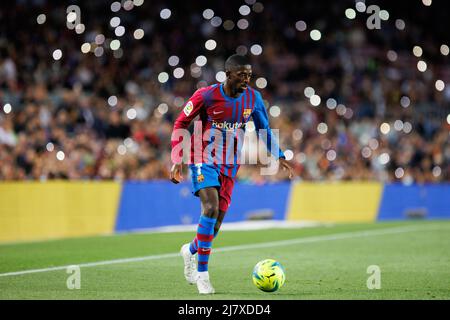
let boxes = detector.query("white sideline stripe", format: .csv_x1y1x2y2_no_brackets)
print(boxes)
0,224,443,278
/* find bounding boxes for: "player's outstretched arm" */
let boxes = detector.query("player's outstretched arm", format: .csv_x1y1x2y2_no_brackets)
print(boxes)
251,90,295,180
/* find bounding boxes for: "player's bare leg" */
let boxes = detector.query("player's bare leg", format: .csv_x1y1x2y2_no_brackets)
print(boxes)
198,188,220,220
214,210,226,237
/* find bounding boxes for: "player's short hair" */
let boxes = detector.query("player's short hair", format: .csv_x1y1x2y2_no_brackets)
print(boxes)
225,54,251,71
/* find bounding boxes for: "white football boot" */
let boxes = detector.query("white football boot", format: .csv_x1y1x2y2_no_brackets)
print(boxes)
196,271,215,294
180,243,197,285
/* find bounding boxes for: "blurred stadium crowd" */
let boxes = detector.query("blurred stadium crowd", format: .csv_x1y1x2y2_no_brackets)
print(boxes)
0,0,449,183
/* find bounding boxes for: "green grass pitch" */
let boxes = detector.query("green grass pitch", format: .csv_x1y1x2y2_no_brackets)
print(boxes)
0,220,449,300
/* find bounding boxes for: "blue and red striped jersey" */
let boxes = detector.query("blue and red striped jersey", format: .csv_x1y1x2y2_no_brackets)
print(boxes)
172,83,285,178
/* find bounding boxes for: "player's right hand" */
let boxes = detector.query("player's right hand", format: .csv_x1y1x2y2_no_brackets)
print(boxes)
170,163,183,184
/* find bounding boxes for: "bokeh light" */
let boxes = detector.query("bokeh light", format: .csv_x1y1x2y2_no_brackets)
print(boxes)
37,14,46,24
158,72,169,83
295,21,307,31
413,46,423,57
395,19,406,30
326,98,337,110
3,103,12,114
52,49,62,61
403,122,413,134
310,29,321,41
304,87,315,98
46,142,54,152
355,2,366,12
160,8,171,19
379,10,389,21
237,19,249,30
216,71,226,82
378,153,390,165
252,2,264,13
134,29,145,40
94,47,104,57
195,55,207,67
432,166,441,177
345,9,356,20
400,96,411,108
223,20,235,31
205,39,217,51
75,24,85,34
108,96,118,107
387,50,398,62
250,44,263,55
239,5,251,16
317,123,328,134
269,106,281,117
173,67,185,79
256,78,267,89
326,150,337,161
203,9,214,20
168,55,180,67
111,2,121,12
126,108,137,120
110,40,121,50
115,26,125,37
435,80,445,91
211,16,223,27
56,151,65,161
110,17,121,28
417,60,427,72
395,168,405,179
310,95,321,106
380,123,391,135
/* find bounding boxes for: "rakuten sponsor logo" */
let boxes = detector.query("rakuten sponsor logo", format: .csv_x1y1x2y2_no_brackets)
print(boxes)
212,120,246,130
171,121,282,176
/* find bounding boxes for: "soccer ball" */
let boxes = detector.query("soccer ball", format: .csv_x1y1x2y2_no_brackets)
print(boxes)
252,259,286,292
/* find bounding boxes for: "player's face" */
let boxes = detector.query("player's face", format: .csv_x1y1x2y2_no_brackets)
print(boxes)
228,65,252,93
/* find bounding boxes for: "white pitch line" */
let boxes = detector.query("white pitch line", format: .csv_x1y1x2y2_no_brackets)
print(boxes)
0,224,444,278
0,252,181,278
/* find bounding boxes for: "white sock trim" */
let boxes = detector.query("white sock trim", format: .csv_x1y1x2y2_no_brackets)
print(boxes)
197,271,209,280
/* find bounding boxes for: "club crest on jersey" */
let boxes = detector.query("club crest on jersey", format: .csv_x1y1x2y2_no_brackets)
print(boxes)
183,101,194,116
243,108,252,119
197,174,205,182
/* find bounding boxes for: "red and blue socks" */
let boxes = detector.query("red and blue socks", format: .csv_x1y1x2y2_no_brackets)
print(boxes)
189,237,198,254
194,215,217,272
189,225,220,254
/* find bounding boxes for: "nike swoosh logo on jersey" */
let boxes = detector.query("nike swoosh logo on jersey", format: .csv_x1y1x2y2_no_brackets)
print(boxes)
213,111,224,115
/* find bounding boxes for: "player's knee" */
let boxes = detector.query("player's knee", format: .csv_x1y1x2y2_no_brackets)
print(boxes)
202,203,219,218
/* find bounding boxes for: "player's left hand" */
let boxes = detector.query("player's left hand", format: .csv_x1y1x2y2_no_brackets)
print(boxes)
279,158,295,179
170,163,184,184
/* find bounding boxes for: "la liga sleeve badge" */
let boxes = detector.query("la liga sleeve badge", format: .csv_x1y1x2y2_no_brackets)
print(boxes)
183,101,194,116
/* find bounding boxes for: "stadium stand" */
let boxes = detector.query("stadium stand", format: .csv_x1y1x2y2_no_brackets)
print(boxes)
0,0,449,183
